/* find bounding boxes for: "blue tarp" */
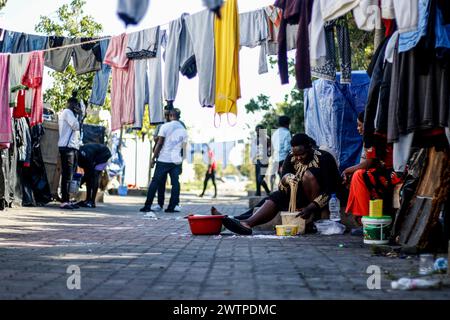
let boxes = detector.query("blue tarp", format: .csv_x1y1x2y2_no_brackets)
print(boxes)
304,71,370,172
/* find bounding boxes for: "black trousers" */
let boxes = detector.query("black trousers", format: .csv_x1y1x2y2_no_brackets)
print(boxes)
157,173,167,207
59,147,77,203
145,161,182,210
201,170,217,196
255,161,270,196
84,168,101,203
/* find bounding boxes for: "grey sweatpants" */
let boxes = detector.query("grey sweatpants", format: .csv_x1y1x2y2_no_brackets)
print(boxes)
164,13,195,102
240,9,269,74
185,10,215,108
133,29,165,129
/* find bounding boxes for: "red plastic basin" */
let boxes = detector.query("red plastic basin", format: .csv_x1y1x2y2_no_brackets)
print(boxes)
187,215,225,235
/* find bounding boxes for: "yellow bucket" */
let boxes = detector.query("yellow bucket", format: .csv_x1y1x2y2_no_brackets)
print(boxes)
275,225,299,236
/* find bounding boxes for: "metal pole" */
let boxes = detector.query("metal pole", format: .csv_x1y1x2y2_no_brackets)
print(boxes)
135,134,138,188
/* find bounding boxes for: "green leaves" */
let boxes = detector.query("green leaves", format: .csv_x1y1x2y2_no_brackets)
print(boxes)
35,0,105,117
0,0,7,11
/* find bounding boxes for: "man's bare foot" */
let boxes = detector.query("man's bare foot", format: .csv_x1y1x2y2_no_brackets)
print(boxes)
211,206,222,216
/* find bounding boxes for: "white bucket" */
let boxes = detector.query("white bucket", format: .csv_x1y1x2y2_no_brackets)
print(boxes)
361,216,392,245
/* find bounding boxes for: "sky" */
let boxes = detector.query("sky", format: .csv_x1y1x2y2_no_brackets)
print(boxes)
0,0,296,143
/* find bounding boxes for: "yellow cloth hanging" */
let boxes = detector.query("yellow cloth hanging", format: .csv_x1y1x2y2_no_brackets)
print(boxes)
214,0,241,116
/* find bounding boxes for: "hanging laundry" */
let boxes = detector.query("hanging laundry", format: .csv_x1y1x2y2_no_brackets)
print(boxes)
304,72,370,171
203,0,224,18
21,51,44,127
104,33,135,131
387,4,450,143
363,36,392,148
393,132,415,172
353,0,382,31
264,5,298,56
13,90,31,119
309,0,326,68
381,0,395,19
185,10,216,108
9,52,33,113
435,4,450,50
117,0,150,26
0,54,11,144
320,0,360,21
15,118,32,164
398,0,430,53
391,0,419,34
240,9,269,74
130,28,165,129
438,0,450,24
45,38,102,75
126,26,160,59
1,31,48,53
275,0,314,89
214,0,240,116
90,39,112,106
164,13,197,103
311,17,352,85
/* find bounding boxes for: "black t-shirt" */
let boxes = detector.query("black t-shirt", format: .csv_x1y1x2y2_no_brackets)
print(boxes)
78,143,112,170
281,149,341,208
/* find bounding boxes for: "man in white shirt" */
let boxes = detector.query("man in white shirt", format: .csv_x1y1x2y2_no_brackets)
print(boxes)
271,116,291,178
58,95,83,209
140,109,188,213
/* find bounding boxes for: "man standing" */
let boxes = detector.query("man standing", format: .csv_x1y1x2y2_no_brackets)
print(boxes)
150,106,171,212
140,109,188,213
58,93,83,210
271,116,291,179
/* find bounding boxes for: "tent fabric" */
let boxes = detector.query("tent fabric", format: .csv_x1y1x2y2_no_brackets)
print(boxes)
304,71,370,172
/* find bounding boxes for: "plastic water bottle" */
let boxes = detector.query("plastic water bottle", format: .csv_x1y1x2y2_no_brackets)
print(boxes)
391,278,441,290
329,193,341,222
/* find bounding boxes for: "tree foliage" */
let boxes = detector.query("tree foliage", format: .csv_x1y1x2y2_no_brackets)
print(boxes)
35,0,104,114
0,0,7,11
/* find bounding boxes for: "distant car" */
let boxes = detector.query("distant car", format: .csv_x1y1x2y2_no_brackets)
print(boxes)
218,175,248,192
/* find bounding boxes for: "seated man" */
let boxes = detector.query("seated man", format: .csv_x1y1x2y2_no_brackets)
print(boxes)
343,112,400,224
214,133,342,235
77,143,112,208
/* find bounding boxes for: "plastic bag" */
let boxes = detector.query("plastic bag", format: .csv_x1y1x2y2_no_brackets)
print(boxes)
314,219,346,235
391,278,441,290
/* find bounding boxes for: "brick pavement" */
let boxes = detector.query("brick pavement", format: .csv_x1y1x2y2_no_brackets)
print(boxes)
0,192,449,300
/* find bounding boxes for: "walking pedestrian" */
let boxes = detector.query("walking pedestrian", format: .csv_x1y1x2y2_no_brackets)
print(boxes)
140,109,188,213
199,144,217,198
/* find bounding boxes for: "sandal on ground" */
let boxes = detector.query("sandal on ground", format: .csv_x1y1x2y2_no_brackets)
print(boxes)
222,217,252,235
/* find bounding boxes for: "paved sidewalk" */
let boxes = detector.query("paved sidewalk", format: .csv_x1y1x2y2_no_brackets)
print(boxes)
0,192,449,300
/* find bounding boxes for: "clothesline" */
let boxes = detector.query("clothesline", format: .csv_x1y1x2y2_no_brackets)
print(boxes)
3,35,112,56
1,4,273,56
